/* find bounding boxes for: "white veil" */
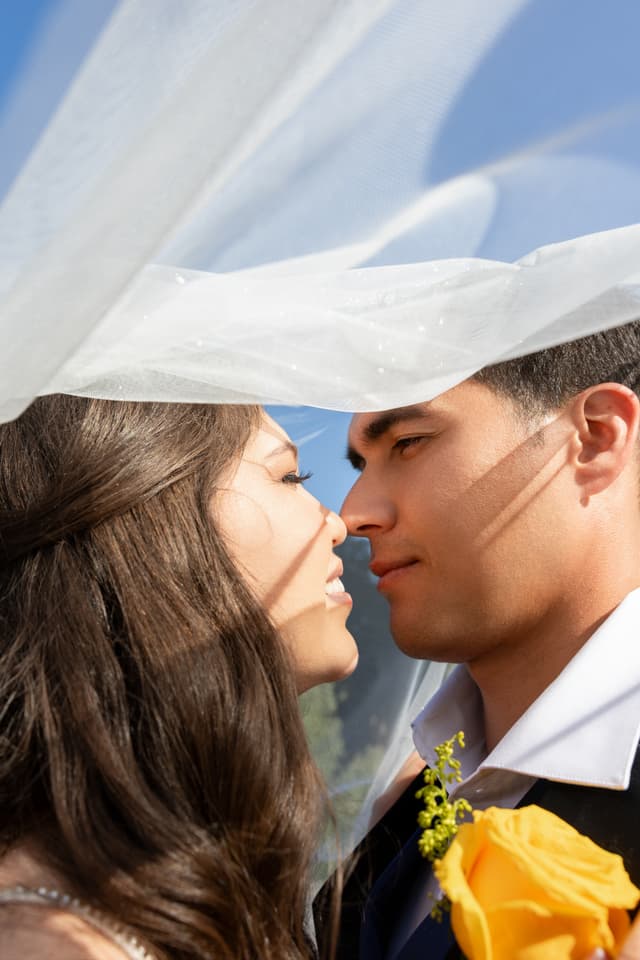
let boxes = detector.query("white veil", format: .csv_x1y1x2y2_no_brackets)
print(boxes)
1,0,640,847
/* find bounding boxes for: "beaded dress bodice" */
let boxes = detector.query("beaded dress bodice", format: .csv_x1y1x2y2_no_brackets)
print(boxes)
0,884,155,959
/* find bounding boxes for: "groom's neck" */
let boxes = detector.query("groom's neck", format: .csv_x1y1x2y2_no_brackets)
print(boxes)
467,593,625,753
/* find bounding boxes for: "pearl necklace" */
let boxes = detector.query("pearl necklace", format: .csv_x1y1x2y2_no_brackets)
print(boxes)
0,884,155,959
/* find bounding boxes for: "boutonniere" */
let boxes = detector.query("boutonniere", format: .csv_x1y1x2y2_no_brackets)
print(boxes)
417,732,640,959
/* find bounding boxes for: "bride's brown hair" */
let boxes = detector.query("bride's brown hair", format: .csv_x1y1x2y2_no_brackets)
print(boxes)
0,395,327,959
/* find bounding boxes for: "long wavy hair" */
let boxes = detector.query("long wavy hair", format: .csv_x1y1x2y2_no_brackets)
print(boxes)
0,395,328,960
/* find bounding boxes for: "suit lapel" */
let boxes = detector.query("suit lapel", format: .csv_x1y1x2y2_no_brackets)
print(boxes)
362,825,461,960
395,910,460,960
360,825,427,959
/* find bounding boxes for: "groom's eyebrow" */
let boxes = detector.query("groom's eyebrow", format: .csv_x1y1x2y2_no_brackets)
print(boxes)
361,405,430,443
346,404,432,467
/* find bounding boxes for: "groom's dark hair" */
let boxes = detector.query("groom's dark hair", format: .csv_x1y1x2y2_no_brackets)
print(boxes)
474,318,640,415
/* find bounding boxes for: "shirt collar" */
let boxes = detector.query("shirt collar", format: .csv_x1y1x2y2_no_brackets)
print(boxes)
412,589,640,790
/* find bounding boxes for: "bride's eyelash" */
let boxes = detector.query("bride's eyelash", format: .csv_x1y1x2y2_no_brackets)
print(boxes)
282,470,313,485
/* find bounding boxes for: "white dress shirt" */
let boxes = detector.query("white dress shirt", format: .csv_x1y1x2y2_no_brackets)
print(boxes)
388,588,640,958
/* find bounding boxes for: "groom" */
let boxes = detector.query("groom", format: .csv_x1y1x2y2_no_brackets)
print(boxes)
317,320,640,959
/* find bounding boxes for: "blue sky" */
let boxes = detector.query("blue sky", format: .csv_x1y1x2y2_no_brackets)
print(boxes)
0,1,116,201
266,406,355,514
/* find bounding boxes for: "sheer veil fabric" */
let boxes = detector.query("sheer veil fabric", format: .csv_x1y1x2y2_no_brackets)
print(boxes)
1,0,640,848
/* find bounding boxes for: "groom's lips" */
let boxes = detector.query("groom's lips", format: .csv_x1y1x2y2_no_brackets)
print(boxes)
370,558,419,591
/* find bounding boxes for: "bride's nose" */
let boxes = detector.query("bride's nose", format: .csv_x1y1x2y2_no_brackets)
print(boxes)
326,509,347,547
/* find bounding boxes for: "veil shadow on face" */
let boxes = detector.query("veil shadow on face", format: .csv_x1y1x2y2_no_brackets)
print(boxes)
453,420,569,550
261,525,326,614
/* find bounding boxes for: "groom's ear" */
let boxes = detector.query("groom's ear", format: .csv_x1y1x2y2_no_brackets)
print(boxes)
568,382,640,498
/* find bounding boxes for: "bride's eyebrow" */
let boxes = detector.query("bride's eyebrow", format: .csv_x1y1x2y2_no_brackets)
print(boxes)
266,440,299,460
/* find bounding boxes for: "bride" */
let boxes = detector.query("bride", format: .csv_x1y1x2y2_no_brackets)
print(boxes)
0,395,357,960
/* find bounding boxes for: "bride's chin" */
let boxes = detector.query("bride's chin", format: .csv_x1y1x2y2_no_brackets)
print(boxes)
295,637,359,694
340,647,360,680
324,634,360,685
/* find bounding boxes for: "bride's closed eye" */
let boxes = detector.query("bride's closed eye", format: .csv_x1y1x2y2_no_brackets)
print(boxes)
281,470,313,485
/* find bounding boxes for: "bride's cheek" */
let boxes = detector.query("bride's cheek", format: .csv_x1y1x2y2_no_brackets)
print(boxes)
216,490,275,554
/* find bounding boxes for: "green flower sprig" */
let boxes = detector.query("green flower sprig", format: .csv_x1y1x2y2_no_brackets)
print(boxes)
416,731,472,864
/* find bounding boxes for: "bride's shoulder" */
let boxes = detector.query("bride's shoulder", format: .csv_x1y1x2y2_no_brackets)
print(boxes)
0,846,132,960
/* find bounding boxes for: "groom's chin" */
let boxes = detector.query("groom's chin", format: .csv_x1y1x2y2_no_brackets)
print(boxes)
388,610,469,663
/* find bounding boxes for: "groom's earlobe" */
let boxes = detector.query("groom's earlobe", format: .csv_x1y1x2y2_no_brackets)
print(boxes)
570,383,640,498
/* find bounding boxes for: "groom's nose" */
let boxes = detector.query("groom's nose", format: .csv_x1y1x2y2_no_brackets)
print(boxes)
340,477,395,538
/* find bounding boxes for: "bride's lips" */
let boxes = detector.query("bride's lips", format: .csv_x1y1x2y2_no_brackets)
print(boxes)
325,560,353,606
370,558,419,591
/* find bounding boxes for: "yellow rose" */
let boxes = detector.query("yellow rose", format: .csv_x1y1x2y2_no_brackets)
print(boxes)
435,805,640,960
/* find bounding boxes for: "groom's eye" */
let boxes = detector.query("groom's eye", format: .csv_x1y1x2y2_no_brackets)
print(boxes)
393,436,426,452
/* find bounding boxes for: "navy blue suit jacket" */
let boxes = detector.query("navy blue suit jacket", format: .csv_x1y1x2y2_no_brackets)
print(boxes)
314,747,640,960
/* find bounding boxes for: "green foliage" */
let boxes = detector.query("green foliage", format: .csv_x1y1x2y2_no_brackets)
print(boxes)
415,731,473,924
416,731,472,863
301,682,345,784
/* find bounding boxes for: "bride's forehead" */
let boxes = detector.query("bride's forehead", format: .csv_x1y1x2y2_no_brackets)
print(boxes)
244,412,292,455
258,410,286,435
